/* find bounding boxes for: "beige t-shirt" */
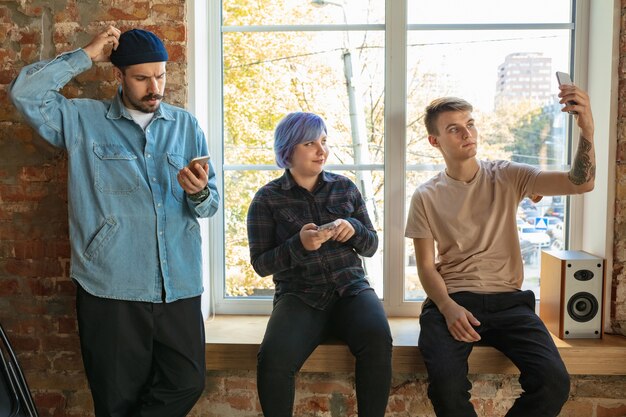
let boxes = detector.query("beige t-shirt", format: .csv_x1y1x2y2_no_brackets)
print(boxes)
405,160,540,294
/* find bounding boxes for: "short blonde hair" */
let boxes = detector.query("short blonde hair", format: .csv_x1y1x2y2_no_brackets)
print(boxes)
424,97,473,135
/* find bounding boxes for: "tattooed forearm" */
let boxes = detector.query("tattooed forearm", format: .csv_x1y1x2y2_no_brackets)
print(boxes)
568,136,595,185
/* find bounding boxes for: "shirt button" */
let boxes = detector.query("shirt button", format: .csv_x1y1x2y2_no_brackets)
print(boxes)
146,154,151,158
152,177,157,182
159,231,163,235
157,203,162,207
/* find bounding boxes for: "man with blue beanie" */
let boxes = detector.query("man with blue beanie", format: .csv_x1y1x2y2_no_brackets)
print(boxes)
9,26,219,416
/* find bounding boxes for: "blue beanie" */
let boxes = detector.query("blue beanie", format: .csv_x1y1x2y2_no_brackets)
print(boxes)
110,29,168,67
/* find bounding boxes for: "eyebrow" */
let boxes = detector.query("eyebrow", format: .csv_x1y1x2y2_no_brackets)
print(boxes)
445,118,474,131
133,72,166,78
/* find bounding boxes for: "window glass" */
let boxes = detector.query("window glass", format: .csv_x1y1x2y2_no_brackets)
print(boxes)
223,0,385,26
408,0,572,24
217,0,575,310
404,28,572,301
222,1,385,299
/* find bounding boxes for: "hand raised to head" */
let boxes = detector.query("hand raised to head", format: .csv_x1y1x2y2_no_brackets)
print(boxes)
83,25,121,62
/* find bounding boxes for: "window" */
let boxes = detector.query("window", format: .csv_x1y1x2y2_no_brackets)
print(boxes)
193,0,612,316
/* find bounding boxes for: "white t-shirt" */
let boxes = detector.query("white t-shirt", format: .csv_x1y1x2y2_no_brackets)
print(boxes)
126,107,154,130
405,159,540,294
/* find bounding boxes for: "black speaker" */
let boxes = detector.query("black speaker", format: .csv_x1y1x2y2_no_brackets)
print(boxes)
539,250,604,339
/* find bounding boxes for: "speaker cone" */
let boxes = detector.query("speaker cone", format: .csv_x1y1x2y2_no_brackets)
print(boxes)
567,292,599,323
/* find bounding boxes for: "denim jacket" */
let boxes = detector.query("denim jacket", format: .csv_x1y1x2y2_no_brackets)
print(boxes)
9,49,220,303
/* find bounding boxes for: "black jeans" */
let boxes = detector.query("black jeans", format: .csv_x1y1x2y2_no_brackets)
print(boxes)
419,290,570,417
257,289,392,417
76,286,206,417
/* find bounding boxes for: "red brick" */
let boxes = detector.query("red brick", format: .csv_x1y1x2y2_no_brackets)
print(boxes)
57,317,77,334
20,166,56,182
7,334,41,351
15,4,43,17
53,2,79,23
156,24,186,42
166,43,186,63
99,3,150,20
9,316,54,335
0,278,19,295
44,240,71,258
0,47,18,65
42,334,80,352
57,279,76,295
27,277,59,296
151,4,185,21
19,44,39,63
293,395,334,414
226,394,254,410
32,391,66,409
5,258,63,278
52,352,84,371
597,403,626,417
18,29,40,44
65,390,94,412
9,298,51,315
13,240,46,259
299,380,353,395
18,353,52,371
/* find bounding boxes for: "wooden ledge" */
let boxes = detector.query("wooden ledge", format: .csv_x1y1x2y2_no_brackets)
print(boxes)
205,315,626,375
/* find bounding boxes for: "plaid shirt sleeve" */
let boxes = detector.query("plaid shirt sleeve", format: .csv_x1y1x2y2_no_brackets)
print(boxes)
343,184,378,257
246,187,310,277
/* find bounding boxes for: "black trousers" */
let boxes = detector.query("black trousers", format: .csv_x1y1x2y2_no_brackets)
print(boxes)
257,289,393,417
419,290,570,417
76,285,205,417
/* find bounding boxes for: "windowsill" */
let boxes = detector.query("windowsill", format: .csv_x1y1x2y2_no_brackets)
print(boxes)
205,315,626,375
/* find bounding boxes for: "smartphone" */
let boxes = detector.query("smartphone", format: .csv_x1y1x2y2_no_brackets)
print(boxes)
317,220,339,231
555,71,577,114
188,155,210,169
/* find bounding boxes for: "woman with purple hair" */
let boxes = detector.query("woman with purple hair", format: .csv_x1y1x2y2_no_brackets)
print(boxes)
246,112,392,417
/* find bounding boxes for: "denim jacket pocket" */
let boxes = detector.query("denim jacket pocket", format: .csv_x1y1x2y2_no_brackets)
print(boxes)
93,144,140,195
166,153,186,202
84,217,119,261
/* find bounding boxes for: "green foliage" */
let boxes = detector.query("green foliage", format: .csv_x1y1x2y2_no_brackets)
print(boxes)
505,105,556,167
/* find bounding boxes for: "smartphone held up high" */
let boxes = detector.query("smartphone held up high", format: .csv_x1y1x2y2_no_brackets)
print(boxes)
555,71,577,114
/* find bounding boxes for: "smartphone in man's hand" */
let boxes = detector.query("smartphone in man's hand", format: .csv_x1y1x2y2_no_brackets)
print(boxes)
188,156,210,176
555,71,577,114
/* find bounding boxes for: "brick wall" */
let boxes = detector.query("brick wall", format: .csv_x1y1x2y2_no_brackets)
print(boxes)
0,1,624,417
613,0,626,336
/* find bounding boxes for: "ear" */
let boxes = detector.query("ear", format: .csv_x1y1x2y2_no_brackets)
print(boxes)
428,135,439,148
113,67,123,84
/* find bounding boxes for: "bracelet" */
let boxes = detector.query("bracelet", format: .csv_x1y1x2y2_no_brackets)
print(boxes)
188,185,209,202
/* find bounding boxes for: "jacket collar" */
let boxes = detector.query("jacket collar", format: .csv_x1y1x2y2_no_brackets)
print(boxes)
106,86,175,122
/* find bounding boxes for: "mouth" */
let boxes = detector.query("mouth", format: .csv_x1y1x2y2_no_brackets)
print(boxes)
143,94,163,104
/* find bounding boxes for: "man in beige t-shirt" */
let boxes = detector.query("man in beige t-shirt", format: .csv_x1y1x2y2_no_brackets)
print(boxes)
405,86,596,417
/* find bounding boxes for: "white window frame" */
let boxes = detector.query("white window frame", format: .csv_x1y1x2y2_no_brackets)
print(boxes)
188,0,619,321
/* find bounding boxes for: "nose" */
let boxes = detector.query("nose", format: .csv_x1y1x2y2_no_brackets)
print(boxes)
314,142,326,154
148,77,159,93
462,127,473,139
